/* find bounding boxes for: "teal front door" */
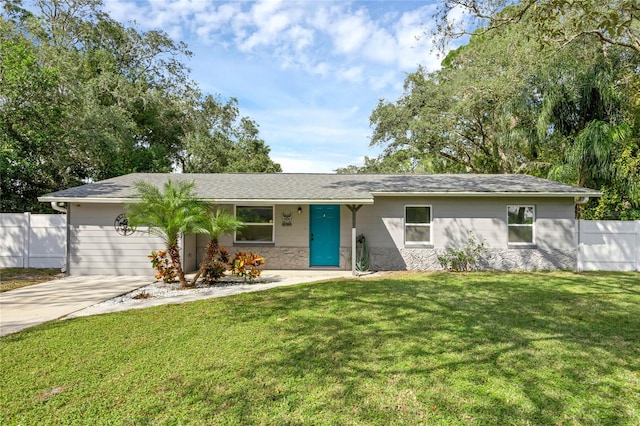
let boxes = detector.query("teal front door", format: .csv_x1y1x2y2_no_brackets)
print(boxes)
310,205,340,267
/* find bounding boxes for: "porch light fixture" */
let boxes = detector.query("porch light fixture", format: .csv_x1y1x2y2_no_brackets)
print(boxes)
297,207,302,215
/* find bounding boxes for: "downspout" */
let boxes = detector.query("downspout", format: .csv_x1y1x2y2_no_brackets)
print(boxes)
575,197,590,205
50,202,69,273
51,201,67,213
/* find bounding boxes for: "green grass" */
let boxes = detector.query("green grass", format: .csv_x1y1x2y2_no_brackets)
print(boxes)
0,268,63,292
1,272,639,425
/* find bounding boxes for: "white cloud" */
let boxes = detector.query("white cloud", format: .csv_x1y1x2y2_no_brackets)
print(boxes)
336,66,364,83
369,70,401,92
271,154,341,173
104,0,444,89
239,4,292,51
446,3,474,30
361,28,397,64
330,9,372,54
247,104,371,149
311,62,331,76
272,149,371,173
101,1,447,171
287,25,314,51
194,3,240,41
103,0,145,22
388,6,440,71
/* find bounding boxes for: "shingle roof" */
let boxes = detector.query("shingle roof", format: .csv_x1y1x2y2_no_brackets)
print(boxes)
39,173,601,204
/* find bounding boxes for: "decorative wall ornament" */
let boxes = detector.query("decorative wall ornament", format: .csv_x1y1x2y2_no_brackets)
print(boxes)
282,212,292,227
114,213,136,236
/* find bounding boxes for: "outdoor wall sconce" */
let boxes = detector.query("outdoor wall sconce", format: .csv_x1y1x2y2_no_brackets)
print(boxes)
297,207,302,215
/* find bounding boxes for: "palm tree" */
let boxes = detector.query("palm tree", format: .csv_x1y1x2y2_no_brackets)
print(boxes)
536,47,640,218
190,209,244,286
126,179,206,288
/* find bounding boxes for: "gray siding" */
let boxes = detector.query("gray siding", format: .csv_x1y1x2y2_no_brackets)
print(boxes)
357,197,576,271
192,198,577,272
68,197,577,275
69,204,164,276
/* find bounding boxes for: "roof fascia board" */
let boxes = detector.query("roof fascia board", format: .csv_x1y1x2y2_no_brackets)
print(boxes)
213,199,374,205
370,191,602,198
38,197,133,204
38,197,375,205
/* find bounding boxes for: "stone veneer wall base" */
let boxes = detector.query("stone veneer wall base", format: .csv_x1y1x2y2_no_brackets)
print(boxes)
219,246,575,272
226,247,351,270
368,247,576,271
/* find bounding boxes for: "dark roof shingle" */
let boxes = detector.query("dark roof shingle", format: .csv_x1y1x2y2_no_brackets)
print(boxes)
39,173,601,204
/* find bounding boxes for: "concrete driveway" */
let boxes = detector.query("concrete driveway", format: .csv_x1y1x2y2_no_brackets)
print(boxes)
0,271,355,337
0,276,152,337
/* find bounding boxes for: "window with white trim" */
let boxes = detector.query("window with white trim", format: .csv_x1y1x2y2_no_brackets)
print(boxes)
235,206,274,243
405,205,432,246
507,205,535,245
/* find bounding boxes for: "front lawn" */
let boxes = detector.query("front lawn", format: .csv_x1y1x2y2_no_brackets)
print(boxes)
1,272,638,425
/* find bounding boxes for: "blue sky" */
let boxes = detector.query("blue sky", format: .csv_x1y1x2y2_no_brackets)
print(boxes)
103,0,458,172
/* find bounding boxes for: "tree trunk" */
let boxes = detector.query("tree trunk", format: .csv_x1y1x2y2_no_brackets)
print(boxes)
190,239,217,286
167,244,189,288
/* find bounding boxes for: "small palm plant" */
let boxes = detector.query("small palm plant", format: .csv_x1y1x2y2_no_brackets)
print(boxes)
126,179,206,288
190,209,244,286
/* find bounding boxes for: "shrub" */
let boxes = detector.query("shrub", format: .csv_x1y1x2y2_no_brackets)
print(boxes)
230,251,265,283
148,250,177,283
438,233,487,272
190,209,245,287
200,244,231,285
195,243,266,286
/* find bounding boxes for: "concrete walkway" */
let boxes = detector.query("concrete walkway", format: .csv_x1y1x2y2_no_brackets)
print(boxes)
0,271,354,337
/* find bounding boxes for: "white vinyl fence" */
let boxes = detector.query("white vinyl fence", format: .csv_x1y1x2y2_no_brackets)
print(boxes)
0,213,66,269
577,220,640,272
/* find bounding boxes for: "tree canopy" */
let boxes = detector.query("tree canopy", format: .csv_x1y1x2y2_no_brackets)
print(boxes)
339,12,640,219
433,0,640,54
180,95,282,174
1,0,280,213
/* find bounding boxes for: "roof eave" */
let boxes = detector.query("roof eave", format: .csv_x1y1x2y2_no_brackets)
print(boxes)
38,196,134,204
38,196,375,205
370,191,602,198
210,198,374,205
